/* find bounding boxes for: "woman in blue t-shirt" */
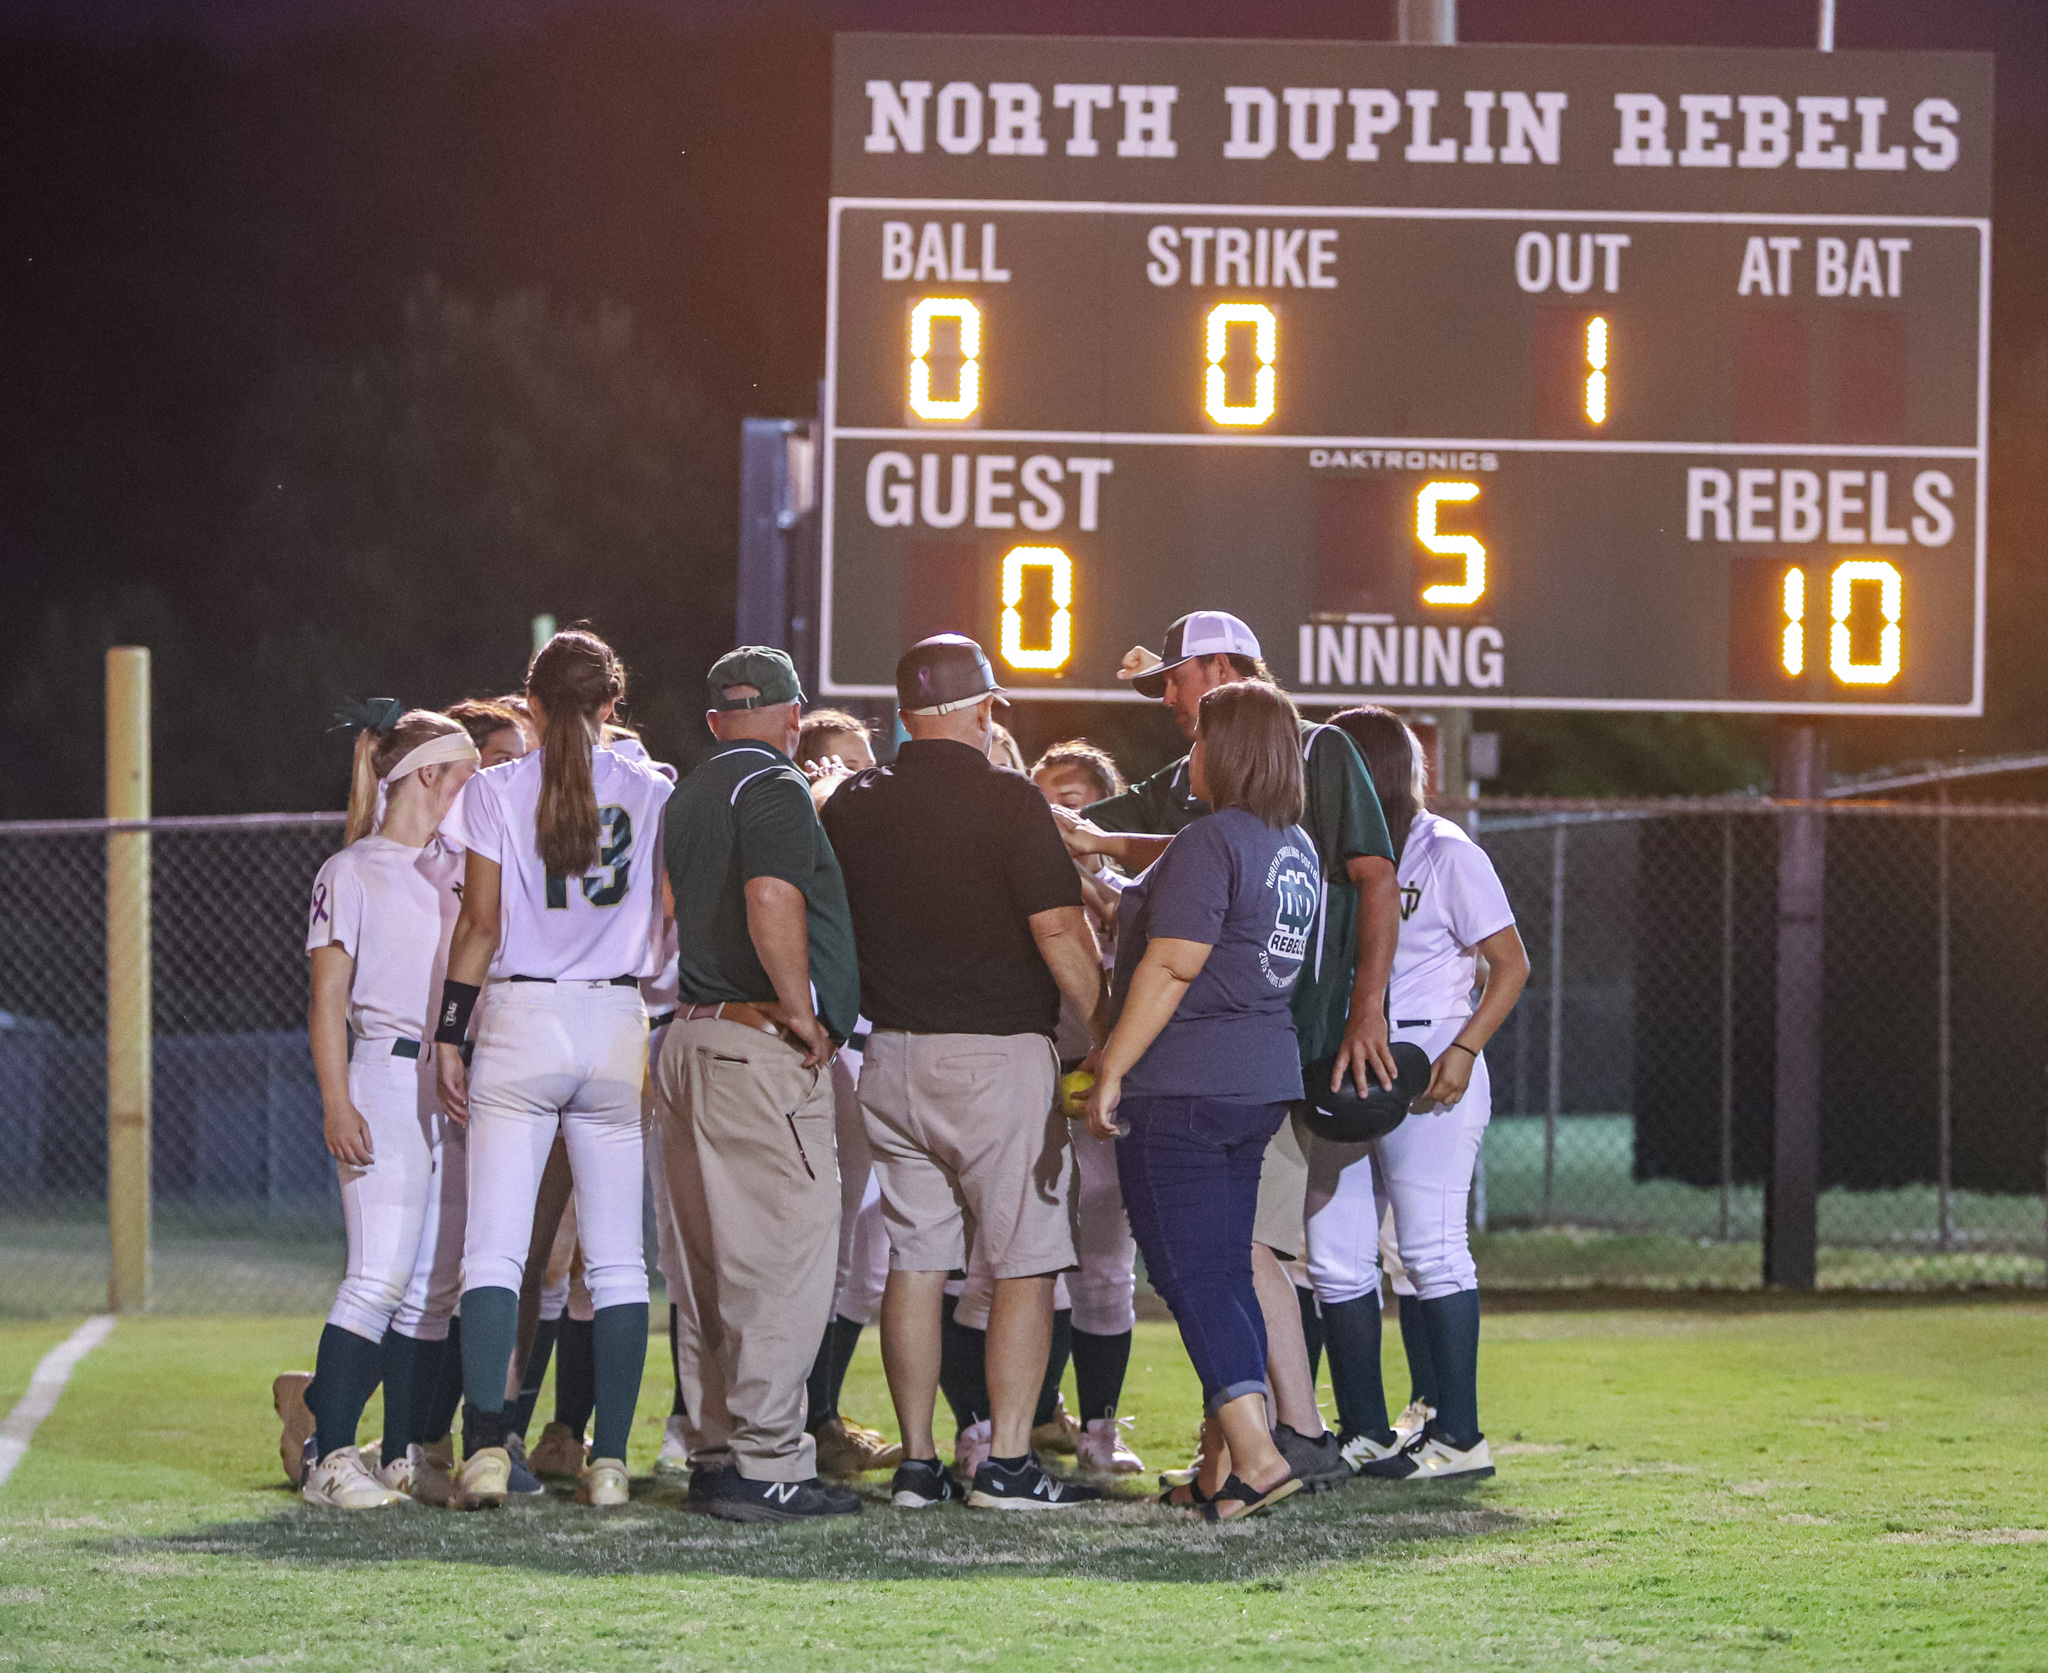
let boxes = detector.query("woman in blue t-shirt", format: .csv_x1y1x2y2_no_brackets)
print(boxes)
1083,681,1319,1522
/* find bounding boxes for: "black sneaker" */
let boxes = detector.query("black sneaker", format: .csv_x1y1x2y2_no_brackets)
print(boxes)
966,1455,1104,1510
888,1457,963,1509
1272,1423,1350,1492
701,1471,863,1523
688,1463,735,1505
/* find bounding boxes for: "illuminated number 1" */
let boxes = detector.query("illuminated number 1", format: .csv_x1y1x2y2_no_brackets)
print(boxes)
1000,546,1073,671
1416,481,1486,606
909,298,980,420
1204,303,1277,426
1781,567,1806,675
1584,316,1610,424
1831,559,1902,685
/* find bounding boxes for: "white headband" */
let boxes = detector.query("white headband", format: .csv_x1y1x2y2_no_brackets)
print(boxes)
383,731,480,784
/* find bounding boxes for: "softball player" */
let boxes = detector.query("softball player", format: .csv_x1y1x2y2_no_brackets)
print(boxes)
286,705,479,1509
1303,708,1528,1483
433,629,674,1510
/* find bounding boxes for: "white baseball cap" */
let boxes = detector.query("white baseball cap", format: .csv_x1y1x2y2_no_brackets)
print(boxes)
1116,611,1263,699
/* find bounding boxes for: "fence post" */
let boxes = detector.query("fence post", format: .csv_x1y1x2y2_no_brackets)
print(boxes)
1544,819,1565,1222
1936,786,1953,1252
106,647,152,1314
1767,724,1824,1289
1720,814,1735,1242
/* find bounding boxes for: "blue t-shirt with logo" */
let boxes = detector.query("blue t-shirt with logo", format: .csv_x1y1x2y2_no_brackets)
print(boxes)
1111,807,1318,1103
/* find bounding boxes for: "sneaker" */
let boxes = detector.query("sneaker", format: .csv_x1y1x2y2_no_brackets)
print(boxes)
688,1463,734,1506
575,1457,631,1507
1075,1416,1144,1475
653,1414,690,1479
889,1457,963,1509
502,1434,547,1497
454,1446,512,1511
375,1446,417,1497
301,1445,403,1510
1272,1422,1351,1493
1358,1431,1495,1483
1393,1399,1435,1447
272,1372,316,1487
1338,1430,1405,1473
953,1417,993,1481
701,1471,863,1524
527,1421,589,1480
968,1455,1104,1510
814,1414,904,1478
404,1445,458,1508
1030,1395,1082,1457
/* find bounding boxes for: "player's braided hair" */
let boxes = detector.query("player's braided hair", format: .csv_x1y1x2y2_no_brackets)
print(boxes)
1329,705,1428,861
528,628,626,878
344,708,466,846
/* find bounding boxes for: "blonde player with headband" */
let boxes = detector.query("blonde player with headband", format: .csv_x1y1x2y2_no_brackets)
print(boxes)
433,629,675,1510
283,703,479,1509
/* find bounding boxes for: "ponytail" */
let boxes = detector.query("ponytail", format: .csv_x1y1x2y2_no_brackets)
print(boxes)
339,705,467,845
344,728,383,846
527,628,626,877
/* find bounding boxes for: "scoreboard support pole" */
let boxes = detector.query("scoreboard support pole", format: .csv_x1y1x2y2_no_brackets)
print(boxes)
105,646,152,1316
1766,722,1825,1289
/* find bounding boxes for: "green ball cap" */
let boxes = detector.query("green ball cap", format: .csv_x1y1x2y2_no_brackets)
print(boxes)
707,646,804,710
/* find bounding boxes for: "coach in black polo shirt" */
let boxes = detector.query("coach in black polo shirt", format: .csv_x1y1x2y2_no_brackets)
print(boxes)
821,635,1105,1511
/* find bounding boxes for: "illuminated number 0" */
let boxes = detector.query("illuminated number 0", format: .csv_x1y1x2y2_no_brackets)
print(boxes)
1778,561,1902,685
1204,303,1277,426
909,298,980,421
1000,546,1073,672
1416,481,1486,606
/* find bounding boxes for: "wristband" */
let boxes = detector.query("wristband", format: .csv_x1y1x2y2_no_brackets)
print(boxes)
1446,1042,1478,1059
435,980,481,1045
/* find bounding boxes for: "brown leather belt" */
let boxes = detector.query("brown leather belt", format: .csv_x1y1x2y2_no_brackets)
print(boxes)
680,1000,782,1039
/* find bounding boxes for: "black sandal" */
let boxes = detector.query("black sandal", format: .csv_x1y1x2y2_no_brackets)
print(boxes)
1200,1471,1302,1522
1157,1478,1210,1509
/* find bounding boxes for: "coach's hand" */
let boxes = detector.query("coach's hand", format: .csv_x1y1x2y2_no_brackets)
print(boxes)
1049,804,1112,857
783,1008,835,1071
1083,1071,1127,1141
323,1101,374,1167
435,1042,471,1125
1423,1044,1476,1110
1334,1009,1397,1095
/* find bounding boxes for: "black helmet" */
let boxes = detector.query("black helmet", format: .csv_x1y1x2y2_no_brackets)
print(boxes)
1295,1041,1433,1145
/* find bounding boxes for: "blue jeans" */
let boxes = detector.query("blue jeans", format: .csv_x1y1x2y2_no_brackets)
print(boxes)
1115,1094,1292,1415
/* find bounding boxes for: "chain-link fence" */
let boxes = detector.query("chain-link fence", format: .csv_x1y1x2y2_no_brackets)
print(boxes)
2,800,2043,1315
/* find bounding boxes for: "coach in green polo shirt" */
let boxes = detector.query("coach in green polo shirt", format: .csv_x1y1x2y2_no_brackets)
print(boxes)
652,646,863,1524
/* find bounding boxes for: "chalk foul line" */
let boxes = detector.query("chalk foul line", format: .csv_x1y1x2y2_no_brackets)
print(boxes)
0,1315,117,1488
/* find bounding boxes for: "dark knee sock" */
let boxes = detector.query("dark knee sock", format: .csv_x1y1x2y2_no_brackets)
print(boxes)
1418,1289,1482,1445
1296,1284,1325,1388
377,1329,422,1456
425,1316,464,1443
457,1287,519,1456
1398,1294,1439,1408
1070,1328,1132,1424
590,1303,648,1463
1033,1309,1073,1428
825,1316,863,1417
508,1317,560,1443
554,1316,597,1440
1321,1295,1393,1442
307,1324,385,1462
938,1294,990,1430
804,1322,836,1433
406,1333,447,1450
669,1305,687,1418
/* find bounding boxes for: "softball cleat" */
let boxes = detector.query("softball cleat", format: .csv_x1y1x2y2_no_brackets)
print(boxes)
575,1457,631,1508
1075,1416,1144,1475
1358,1432,1495,1483
1339,1430,1407,1473
527,1421,589,1480
1030,1395,1082,1457
653,1413,690,1478
301,1446,403,1510
453,1446,512,1510
1393,1400,1436,1447
814,1415,903,1478
272,1372,316,1488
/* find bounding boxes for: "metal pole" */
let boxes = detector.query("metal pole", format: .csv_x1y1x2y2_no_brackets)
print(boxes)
1767,723,1824,1289
1936,785,1953,1251
106,647,151,1315
1544,819,1565,1221
1816,0,1836,53
1720,814,1736,1242
1395,0,1456,45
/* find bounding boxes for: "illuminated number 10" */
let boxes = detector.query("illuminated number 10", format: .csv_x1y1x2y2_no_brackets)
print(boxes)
909,298,981,420
1204,303,1277,426
1780,560,1903,685
1000,546,1073,671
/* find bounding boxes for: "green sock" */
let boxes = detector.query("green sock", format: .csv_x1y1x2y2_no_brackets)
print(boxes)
457,1286,518,1456
591,1304,649,1463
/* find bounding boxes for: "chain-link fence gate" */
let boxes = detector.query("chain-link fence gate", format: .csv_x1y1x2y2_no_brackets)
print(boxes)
1,800,2042,1315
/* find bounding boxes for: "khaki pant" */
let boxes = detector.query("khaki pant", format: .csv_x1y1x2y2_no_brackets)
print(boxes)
1251,1111,1311,1261
656,1016,839,1482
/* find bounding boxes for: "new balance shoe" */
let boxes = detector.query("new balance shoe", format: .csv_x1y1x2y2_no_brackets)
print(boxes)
375,1446,417,1497
1075,1416,1144,1475
814,1414,904,1478
454,1446,512,1510
889,1457,963,1509
653,1414,690,1479
502,1434,547,1497
301,1445,402,1510
1338,1429,1406,1473
1272,1422,1351,1492
272,1372,316,1487
953,1417,993,1482
1030,1394,1082,1457
400,1445,457,1508
967,1456,1104,1511
575,1457,630,1507
1358,1430,1495,1483
688,1463,735,1506
527,1421,589,1480
701,1471,863,1524
1393,1399,1435,1447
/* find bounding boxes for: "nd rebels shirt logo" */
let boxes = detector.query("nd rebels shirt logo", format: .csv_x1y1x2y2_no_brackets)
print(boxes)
1262,845,1319,986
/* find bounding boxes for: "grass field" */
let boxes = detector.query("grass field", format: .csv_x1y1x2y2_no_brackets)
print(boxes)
1,1302,2045,1670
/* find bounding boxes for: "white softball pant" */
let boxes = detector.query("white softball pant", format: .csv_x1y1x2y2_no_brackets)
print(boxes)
330,1044,459,1343
953,1125,1137,1335
460,981,650,1312
1303,1018,1490,1305
828,1054,889,1326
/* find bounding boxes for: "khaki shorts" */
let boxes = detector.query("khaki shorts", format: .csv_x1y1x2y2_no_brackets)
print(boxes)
858,1030,1075,1281
1252,1110,1311,1260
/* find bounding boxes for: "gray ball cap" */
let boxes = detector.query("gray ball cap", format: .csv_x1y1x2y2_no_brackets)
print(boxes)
896,635,1009,714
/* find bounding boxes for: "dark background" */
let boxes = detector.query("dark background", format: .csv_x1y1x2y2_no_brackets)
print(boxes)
3,0,2043,815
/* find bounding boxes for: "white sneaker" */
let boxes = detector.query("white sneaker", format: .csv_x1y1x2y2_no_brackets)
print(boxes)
953,1417,992,1481
1358,1432,1495,1483
1393,1399,1435,1446
454,1446,512,1511
1339,1430,1406,1472
1075,1416,1144,1475
654,1414,689,1478
302,1446,403,1509
375,1447,417,1497
575,1457,631,1507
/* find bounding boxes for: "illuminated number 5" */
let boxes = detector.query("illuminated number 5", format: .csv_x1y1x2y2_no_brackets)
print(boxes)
1000,546,1073,671
909,298,981,420
545,806,633,909
1204,303,1277,426
1416,481,1487,606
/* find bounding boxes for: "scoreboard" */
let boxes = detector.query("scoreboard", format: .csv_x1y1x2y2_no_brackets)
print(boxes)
821,36,1992,714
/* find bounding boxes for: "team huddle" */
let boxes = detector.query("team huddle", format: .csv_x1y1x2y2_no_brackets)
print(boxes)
273,608,1526,1525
